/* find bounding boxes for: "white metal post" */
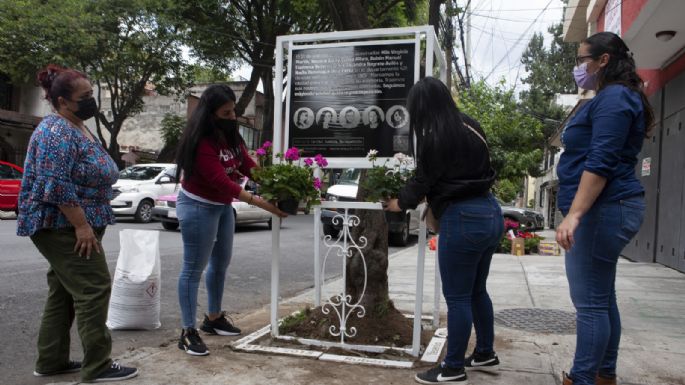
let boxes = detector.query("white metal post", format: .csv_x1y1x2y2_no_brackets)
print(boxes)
314,205,322,307
271,215,281,337
426,29,435,78
433,239,441,328
412,214,428,356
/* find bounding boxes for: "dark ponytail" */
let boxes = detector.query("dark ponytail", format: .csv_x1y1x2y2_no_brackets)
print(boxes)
36,64,88,110
583,32,655,136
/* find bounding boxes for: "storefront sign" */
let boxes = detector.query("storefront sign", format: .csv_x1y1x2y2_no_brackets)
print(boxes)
641,157,651,176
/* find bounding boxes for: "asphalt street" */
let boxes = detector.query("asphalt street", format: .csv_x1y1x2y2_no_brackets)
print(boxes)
0,213,414,384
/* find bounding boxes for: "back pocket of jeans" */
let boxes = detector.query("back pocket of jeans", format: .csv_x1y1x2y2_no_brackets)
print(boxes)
460,212,495,244
620,199,645,237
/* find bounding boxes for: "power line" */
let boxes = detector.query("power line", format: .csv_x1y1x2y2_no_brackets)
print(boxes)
483,0,554,82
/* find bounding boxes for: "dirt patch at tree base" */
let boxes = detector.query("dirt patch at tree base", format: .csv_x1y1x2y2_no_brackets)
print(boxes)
278,301,425,348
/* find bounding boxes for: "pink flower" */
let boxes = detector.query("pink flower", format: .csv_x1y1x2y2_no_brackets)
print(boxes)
262,141,272,149
313,177,322,190
304,158,313,166
285,147,300,161
314,154,328,167
256,148,267,156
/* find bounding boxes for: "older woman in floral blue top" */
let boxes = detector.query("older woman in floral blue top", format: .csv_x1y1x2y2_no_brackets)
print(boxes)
16,65,137,383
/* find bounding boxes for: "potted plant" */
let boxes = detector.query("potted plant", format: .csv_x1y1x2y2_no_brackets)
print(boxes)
360,150,415,221
251,142,326,215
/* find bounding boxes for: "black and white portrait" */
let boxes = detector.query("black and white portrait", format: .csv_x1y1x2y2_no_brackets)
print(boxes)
362,106,384,129
293,107,314,129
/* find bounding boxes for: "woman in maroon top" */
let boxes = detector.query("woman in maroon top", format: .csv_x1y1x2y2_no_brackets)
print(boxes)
174,84,286,356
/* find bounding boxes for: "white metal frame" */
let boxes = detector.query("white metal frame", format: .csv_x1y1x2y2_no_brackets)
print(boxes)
271,26,446,358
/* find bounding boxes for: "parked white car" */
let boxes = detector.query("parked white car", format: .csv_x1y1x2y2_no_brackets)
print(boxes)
111,163,178,223
152,178,274,230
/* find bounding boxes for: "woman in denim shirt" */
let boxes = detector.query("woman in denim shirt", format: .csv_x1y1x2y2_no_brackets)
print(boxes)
557,33,655,385
17,65,137,382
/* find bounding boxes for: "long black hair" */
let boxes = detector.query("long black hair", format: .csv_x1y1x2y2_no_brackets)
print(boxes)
406,77,470,176
175,84,241,180
583,32,655,135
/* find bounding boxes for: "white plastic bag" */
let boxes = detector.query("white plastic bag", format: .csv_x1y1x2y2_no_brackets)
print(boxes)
106,229,161,330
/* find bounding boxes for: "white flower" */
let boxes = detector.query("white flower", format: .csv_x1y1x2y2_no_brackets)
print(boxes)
367,149,378,159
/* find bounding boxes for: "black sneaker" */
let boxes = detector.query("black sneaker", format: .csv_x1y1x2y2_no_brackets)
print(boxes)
91,361,138,382
178,327,209,356
200,312,241,336
465,350,500,372
33,360,82,376
415,364,468,384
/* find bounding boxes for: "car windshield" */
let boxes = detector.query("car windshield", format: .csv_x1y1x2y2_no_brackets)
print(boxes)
119,166,164,181
337,168,361,185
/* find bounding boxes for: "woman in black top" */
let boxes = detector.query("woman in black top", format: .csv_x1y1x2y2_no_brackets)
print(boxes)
385,77,503,385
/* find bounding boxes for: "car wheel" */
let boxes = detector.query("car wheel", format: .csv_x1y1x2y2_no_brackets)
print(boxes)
323,224,340,238
162,221,179,230
134,199,154,223
389,216,410,246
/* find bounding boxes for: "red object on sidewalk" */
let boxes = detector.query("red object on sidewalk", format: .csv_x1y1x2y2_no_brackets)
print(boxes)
428,236,437,251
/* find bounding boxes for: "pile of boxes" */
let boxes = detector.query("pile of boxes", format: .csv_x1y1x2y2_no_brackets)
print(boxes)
538,241,561,256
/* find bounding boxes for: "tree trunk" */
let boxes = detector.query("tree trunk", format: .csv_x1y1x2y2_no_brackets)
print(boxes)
260,69,274,145
330,0,371,30
108,123,123,169
428,0,445,37
346,172,392,315
329,1,392,316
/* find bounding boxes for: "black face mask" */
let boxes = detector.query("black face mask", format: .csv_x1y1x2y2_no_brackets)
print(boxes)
216,118,237,132
71,97,98,121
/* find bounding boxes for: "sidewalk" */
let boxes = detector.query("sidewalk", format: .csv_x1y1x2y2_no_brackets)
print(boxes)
47,231,685,385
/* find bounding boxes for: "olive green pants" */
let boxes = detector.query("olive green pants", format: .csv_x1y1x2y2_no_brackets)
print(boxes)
30,227,112,381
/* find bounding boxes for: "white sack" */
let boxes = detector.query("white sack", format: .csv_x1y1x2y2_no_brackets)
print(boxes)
106,229,161,330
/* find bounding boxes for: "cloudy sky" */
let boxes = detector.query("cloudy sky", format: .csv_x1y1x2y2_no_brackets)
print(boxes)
463,0,567,90
234,0,568,92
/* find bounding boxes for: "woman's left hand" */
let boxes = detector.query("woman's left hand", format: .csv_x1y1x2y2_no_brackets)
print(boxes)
383,198,402,212
556,213,581,251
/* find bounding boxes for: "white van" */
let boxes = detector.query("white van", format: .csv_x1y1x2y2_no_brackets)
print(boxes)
320,168,423,246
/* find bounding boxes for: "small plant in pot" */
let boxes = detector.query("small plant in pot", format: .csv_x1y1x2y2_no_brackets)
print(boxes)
252,142,326,215
360,149,415,220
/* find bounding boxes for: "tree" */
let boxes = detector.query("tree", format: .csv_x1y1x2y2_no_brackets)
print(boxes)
157,113,185,162
459,80,544,203
327,0,424,315
519,22,578,142
0,0,190,166
181,0,334,147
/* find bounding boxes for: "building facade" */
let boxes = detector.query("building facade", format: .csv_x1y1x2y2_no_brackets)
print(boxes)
563,0,685,272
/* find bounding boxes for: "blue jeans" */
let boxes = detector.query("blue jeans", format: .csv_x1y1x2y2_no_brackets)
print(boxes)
176,191,235,329
565,196,645,385
438,193,504,368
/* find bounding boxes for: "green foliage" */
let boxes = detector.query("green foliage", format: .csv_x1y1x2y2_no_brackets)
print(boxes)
278,307,311,334
519,23,579,141
494,178,520,204
160,113,185,147
251,147,323,212
0,0,191,161
361,152,415,202
499,233,543,254
458,80,544,201
188,65,233,84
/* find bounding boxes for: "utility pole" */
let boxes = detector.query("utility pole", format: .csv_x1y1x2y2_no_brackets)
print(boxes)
445,1,454,90
465,0,471,84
